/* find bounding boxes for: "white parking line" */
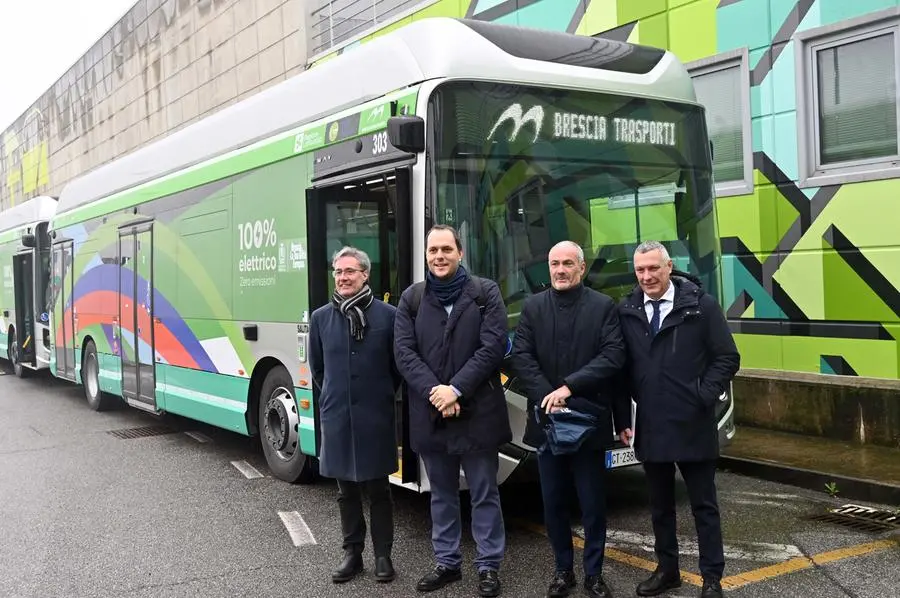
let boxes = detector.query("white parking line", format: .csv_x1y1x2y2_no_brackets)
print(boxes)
278,511,317,547
231,460,264,479
727,498,801,509
184,431,211,443
575,528,804,562
724,491,805,501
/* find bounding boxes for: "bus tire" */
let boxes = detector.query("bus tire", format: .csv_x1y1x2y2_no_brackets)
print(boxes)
9,329,27,379
258,366,317,484
82,340,114,411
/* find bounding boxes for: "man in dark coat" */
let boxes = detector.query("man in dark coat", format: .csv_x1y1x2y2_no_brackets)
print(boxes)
394,224,511,598
511,240,627,598
616,241,740,598
309,246,401,585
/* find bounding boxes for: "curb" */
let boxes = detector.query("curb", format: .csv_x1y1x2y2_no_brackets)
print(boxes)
718,455,900,506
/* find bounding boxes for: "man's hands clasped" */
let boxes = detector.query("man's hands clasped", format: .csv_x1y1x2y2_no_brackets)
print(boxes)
430,384,461,418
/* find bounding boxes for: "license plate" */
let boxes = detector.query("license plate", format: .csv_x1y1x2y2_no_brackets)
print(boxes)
605,446,638,469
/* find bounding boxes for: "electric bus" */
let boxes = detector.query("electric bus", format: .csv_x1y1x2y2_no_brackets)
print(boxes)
45,18,736,491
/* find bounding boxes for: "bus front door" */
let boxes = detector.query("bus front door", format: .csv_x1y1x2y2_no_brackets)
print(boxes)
51,241,76,381
307,167,415,487
118,223,157,410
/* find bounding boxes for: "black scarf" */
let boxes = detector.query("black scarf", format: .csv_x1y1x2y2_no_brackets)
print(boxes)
331,285,374,341
427,265,470,306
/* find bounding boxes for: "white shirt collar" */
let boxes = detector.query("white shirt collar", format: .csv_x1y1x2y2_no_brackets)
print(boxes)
644,281,675,305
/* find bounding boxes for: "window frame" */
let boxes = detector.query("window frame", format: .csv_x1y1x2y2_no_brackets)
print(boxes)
795,7,900,188
686,47,753,198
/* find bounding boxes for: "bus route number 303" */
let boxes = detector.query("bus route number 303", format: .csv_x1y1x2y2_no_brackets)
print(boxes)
372,131,389,155
605,446,638,469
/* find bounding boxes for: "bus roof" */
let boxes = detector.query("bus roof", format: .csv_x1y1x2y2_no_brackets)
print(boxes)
0,196,58,234
56,17,696,218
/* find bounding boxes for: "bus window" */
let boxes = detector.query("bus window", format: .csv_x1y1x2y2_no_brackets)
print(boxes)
428,81,719,326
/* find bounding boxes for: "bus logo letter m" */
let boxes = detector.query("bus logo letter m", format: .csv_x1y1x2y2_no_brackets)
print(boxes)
487,104,544,143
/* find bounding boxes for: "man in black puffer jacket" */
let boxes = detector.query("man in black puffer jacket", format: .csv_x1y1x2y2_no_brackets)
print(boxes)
511,240,628,598
616,240,739,598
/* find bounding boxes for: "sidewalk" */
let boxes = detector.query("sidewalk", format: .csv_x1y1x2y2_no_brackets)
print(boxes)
719,425,900,506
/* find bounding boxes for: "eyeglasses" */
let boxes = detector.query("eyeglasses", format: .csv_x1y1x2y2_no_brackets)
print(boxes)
333,268,364,277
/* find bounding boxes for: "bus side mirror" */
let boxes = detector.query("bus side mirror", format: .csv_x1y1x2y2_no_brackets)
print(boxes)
21,234,36,248
388,116,425,154
709,140,714,161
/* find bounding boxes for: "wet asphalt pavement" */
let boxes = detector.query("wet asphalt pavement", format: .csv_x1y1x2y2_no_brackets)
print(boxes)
1,367,898,598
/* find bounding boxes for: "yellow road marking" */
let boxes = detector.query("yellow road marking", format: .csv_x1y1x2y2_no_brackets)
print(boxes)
516,521,898,590
517,521,704,587
812,539,897,565
721,539,897,589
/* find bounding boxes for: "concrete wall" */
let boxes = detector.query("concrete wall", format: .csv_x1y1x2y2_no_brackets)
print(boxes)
734,370,900,449
0,0,309,212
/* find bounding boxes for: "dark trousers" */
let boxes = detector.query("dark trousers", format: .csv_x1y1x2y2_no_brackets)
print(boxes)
537,447,608,576
421,451,506,572
643,460,724,580
336,477,393,558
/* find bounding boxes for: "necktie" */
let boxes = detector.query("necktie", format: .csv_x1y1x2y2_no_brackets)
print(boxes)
650,300,662,336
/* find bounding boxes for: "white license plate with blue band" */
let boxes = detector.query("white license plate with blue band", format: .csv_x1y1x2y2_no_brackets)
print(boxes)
605,447,638,468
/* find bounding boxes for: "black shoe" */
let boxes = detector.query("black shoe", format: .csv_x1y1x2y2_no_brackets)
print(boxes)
700,577,723,598
331,552,363,583
478,569,501,597
416,565,462,592
374,556,395,582
547,570,577,598
636,567,681,597
584,575,612,598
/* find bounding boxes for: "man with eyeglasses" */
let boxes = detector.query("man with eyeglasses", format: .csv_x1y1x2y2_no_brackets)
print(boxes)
309,246,402,585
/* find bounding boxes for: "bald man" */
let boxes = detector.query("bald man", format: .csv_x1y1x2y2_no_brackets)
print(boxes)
511,241,628,598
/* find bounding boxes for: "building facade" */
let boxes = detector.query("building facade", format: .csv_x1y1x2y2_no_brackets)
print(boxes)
0,0,308,212
308,0,900,383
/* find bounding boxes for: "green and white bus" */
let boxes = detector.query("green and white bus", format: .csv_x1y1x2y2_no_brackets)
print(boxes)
45,18,735,491
0,195,56,378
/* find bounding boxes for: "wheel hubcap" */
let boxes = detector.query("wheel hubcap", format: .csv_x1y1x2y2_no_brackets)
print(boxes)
264,387,299,461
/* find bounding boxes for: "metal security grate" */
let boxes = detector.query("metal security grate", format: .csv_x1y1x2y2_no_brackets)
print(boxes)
808,504,900,533
107,425,175,439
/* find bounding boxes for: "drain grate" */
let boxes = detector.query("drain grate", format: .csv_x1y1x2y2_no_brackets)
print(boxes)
107,425,176,439
809,504,900,533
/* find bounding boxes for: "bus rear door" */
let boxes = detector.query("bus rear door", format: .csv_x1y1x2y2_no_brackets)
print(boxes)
118,222,158,411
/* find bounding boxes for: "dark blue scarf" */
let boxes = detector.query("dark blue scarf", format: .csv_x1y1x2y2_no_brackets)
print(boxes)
427,265,469,306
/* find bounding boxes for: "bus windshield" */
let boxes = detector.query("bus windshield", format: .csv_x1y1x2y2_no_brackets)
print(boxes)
428,81,721,325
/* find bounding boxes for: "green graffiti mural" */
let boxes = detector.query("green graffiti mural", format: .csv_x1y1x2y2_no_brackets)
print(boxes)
311,0,900,381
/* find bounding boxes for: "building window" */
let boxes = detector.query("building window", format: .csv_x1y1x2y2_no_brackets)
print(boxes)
687,48,753,197
796,8,900,187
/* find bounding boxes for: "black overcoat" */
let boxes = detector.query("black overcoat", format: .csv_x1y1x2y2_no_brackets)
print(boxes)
393,277,512,455
617,276,740,462
510,285,629,451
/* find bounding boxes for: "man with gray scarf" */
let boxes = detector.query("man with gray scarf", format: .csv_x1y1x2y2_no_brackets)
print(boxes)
309,246,401,584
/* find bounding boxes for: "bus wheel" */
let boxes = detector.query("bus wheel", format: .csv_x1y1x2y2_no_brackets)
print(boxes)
258,366,317,484
82,340,113,411
9,330,27,379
